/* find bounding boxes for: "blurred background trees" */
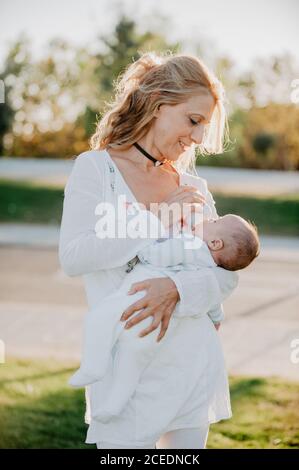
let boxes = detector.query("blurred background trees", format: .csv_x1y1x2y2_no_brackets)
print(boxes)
0,14,298,170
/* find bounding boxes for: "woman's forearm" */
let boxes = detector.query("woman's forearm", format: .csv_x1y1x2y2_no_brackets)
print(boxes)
165,266,238,317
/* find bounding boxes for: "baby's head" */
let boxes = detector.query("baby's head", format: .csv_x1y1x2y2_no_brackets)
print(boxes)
193,214,260,271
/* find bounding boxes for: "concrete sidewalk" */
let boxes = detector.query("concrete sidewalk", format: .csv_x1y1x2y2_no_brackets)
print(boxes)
0,223,298,382
1,156,299,196
1,222,299,261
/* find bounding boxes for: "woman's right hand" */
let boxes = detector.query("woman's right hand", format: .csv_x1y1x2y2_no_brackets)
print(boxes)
151,185,206,229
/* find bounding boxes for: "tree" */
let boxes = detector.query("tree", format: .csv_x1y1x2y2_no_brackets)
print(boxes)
3,15,179,158
0,35,31,155
78,13,180,139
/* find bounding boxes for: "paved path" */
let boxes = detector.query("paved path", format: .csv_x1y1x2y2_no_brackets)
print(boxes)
0,223,298,381
1,156,299,196
1,222,299,260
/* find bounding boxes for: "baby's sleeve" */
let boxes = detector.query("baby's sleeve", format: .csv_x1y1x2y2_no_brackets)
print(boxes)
137,234,207,268
208,304,225,323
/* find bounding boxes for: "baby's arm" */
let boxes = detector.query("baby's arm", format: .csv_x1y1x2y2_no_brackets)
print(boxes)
137,232,206,268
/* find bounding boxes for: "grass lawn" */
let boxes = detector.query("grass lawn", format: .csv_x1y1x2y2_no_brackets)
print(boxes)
0,356,298,449
0,179,64,225
214,192,299,237
0,179,298,236
0,179,299,236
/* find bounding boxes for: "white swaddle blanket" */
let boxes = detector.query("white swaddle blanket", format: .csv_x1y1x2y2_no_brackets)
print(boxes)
69,205,223,423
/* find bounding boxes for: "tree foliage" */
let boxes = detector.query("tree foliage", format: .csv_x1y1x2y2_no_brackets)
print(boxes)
1,16,299,169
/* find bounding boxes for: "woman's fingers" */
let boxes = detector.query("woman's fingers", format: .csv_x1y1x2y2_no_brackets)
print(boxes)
155,187,206,228
167,189,206,206
138,308,172,340
127,280,149,296
120,297,148,322
171,185,206,200
122,277,178,337
179,193,206,205
124,308,153,330
138,300,174,340
120,281,150,321
171,185,199,195
137,314,163,338
155,313,171,342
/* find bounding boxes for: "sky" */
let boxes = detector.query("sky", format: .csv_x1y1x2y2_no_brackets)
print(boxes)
0,0,298,73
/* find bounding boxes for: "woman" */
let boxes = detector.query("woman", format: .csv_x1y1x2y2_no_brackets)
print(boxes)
59,51,238,449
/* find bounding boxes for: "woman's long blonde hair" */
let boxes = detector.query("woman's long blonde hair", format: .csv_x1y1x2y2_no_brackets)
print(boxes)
90,50,229,174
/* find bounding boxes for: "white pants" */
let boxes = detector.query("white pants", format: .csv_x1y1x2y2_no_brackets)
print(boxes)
96,424,210,449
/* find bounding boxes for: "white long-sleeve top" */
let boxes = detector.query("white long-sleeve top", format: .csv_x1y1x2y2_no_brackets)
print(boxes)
59,149,238,321
58,149,238,444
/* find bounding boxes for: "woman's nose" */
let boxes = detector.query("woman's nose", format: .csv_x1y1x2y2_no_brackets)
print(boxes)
191,125,205,145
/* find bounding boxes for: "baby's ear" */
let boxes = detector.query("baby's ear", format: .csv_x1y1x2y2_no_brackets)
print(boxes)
207,238,223,251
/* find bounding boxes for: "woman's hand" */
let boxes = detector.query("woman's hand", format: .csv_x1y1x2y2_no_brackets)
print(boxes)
120,277,179,342
214,322,221,331
150,185,206,228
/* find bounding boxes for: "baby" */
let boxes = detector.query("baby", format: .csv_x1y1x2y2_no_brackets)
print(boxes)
69,205,260,423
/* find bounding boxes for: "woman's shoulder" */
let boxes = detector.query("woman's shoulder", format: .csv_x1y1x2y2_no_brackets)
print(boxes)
74,149,107,167
69,149,108,179
65,149,108,193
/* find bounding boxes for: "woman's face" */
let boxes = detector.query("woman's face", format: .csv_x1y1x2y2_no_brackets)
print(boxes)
151,92,216,161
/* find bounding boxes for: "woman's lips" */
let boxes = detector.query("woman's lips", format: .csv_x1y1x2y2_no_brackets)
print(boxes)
179,140,187,150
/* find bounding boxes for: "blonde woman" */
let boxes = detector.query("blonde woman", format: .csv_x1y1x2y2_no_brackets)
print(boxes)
59,51,238,449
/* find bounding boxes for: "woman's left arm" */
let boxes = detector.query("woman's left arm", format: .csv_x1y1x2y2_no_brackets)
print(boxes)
122,266,237,341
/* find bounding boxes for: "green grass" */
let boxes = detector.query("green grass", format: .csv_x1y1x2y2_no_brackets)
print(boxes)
0,179,64,225
214,192,299,237
208,376,299,449
0,357,89,449
0,179,298,236
0,357,298,449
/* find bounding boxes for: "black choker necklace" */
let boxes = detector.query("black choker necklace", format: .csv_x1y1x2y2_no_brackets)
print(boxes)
133,142,171,167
